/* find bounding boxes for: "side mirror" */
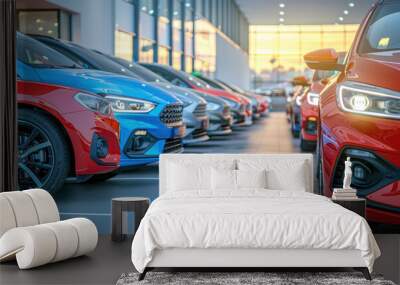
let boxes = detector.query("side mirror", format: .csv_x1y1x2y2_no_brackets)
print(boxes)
292,76,310,87
304,48,344,71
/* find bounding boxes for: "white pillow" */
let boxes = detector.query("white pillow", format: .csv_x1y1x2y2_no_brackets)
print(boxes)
167,160,236,192
211,169,267,191
167,162,210,191
236,169,267,189
211,168,237,191
265,167,307,191
238,158,309,192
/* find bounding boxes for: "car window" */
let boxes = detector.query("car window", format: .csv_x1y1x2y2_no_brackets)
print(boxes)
41,42,90,68
17,33,78,68
359,1,400,54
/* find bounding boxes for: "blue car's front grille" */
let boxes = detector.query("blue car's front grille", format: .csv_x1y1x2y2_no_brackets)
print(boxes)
193,103,207,118
160,103,183,127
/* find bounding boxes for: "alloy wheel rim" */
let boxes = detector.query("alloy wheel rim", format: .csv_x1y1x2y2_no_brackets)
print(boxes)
18,120,55,189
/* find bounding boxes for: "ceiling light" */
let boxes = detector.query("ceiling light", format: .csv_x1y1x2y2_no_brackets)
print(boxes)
279,18,285,22
279,3,285,8
279,11,285,15
339,17,344,22
349,2,355,8
344,10,349,15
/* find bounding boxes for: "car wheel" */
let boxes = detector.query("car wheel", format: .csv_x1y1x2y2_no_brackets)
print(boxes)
86,171,119,183
18,109,71,194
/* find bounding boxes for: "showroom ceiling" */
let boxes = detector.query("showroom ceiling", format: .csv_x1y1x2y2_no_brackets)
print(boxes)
236,0,376,25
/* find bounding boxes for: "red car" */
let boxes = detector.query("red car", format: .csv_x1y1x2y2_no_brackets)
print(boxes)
18,81,120,193
304,0,400,225
299,70,334,151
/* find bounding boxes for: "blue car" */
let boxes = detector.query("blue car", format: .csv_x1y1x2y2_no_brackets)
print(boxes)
17,33,184,168
31,35,210,145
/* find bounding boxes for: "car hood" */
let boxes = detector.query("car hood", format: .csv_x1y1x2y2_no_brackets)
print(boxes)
198,87,244,103
35,68,179,104
351,53,400,93
153,82,206,105
191,90,227,107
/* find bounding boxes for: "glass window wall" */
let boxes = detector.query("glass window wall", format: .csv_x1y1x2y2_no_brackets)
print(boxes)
249,24,358,87
17,10,71,40
115,29,134,61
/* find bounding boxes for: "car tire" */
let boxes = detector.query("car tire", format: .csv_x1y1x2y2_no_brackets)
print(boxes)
86,171,119,183
18,109,71,194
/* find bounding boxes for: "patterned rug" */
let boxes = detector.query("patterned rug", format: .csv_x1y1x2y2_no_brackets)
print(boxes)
117,271,396,285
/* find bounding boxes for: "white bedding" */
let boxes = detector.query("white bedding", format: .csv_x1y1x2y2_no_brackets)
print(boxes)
131,190,380,273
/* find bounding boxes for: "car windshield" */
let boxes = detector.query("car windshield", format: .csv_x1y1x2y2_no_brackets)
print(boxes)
178,71,209,88
17,33,79,68
68,43,141,79
359,1,400,54
113,57,168,83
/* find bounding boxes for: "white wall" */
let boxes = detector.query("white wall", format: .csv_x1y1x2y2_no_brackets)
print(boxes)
48,0,114,54
215,33,250,90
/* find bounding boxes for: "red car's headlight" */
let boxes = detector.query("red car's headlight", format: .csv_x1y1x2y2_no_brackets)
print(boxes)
307,92,319,106
337,82,400,119
74,92,111,115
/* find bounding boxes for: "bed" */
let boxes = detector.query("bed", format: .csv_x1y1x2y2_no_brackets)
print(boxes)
131,154,380,280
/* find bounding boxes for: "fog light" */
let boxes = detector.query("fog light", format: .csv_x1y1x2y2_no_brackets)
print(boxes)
132,136,151,152
91,134,109,161
124,130,156,156
350,95,369,111
96,138,108,158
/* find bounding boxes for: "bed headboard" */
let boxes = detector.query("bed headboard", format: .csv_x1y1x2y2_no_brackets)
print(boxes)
159,153,314,195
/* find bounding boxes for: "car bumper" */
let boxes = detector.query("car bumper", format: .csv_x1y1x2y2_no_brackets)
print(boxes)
63,111,120,176
117,113,184,167
321,108,400,225
208,113,233,136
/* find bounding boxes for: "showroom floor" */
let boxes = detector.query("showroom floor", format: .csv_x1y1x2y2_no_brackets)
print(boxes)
1,112,399,285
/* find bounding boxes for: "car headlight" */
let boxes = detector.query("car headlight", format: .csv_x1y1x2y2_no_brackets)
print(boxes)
307,92,319,106
207,102,220,111
337,83,400,119
105,95,155,113
74,93,111,115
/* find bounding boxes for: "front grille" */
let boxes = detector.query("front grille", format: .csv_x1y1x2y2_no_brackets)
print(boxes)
164,138,183,153
192,128,208,139
193,103,207,118
160,103,183,127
